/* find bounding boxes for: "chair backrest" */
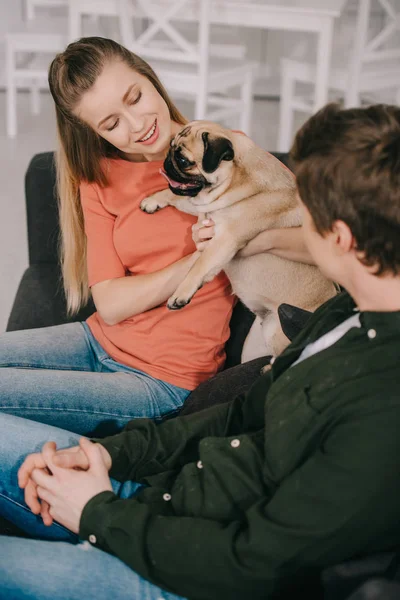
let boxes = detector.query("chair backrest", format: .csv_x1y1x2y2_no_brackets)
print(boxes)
117,0,212,118
345,0,400,106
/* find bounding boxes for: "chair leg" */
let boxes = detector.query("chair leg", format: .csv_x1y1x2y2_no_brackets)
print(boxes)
277,61,296,153
5,39,17,139
30,80,41,116
68,0,81,41
239,70,254,136
26,0,35,20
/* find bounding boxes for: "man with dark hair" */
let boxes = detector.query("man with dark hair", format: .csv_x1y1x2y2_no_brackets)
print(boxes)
1,103,400,600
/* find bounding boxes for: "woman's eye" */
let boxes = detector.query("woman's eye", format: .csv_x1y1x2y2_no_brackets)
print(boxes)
107,119,119,132
129,92,142,105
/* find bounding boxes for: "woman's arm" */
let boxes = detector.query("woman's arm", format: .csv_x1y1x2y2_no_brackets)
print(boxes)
80,182,200,326
92,252,199,326
238,227,315,265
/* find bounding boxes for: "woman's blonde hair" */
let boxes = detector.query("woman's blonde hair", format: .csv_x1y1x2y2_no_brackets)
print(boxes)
48,36,186,315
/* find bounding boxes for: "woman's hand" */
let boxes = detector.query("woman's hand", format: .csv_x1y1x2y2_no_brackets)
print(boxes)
31,438,113,534
192,218,215,251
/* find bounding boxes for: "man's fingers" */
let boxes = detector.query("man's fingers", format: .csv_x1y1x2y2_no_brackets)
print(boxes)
52,446,89,470
36,486,54,506
31,467,55,490
79,438,107,474
41,441,59,473
41,500,54,526
24,479,41,514
18,453,45,488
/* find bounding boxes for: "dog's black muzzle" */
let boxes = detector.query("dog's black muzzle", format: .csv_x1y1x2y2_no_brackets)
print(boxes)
163,151,207,197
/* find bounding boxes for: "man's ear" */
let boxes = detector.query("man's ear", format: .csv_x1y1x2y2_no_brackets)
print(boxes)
332,220,355,254
201,132,234,173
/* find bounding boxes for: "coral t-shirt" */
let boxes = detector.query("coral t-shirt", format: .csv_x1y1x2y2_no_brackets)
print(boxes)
80,157,235,390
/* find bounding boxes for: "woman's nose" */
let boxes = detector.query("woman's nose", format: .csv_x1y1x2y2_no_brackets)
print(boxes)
126,112,145,136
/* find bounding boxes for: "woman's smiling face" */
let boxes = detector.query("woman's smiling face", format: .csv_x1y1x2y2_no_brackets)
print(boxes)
75,60,181,161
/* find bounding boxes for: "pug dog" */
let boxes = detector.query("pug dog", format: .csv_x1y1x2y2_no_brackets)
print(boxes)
140,121,337,360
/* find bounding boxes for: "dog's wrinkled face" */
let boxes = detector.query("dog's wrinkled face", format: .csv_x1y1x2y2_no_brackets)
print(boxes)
161,121,235,200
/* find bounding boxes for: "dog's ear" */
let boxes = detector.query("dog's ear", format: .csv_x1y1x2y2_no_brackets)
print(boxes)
201,132,234,173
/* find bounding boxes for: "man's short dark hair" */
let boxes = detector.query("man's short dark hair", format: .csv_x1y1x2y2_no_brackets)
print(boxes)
290,103,400,275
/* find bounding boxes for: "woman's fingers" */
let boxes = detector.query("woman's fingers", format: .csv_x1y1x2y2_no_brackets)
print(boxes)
199,226,215,240
192,219,215,251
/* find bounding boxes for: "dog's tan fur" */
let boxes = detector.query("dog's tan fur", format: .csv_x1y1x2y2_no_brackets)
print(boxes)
141,121,337,359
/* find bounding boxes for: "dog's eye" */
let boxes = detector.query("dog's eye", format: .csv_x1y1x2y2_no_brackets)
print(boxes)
176,153,193,169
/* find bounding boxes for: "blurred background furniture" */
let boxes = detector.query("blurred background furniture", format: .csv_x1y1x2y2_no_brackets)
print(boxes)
5,1,67,137
25,0,67,20
68,0,257,133
5,0,349,138
277,0,400,151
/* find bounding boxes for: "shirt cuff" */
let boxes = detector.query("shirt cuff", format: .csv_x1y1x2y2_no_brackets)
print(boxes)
79,490,118,549
91,432,137,482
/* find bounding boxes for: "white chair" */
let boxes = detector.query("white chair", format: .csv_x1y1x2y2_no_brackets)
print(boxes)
5,13,67,138
277,0,400,152
25,0,68,20
68,0,257,134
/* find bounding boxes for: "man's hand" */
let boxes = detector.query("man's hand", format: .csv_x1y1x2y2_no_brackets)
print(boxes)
53,442,112,471
31,438,113,534
18,439,112,526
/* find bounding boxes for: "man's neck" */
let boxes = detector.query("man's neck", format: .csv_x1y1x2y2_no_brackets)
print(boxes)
342,268,400,312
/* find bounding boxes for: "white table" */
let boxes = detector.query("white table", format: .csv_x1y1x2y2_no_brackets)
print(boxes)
70,0,348,111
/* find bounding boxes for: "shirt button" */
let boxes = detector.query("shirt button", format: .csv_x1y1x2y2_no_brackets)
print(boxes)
367,329,377,339
231,439,240,448
197,460,203,469
88,534,97,544
163,493,172,501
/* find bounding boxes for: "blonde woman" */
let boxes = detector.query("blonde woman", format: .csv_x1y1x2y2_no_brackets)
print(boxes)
0,37,236,435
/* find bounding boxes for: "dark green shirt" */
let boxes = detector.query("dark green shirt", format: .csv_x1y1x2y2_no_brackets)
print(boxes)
80,292,400,600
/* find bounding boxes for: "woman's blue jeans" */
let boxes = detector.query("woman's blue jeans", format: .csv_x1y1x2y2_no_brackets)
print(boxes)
0,413,186,600
0,323,189,436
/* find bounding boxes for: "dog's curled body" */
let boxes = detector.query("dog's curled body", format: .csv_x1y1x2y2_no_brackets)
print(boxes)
140,122,337,360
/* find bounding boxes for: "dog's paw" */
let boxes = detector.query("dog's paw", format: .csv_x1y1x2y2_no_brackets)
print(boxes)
140,190,171,214
167,280,203,310
167,294,192,310
140,197,163,214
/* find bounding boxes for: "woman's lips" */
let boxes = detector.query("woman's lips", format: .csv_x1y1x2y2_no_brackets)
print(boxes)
136,119,159,145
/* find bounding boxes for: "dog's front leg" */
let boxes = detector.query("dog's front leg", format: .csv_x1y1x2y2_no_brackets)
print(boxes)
167,233,241,310
140,189,200,216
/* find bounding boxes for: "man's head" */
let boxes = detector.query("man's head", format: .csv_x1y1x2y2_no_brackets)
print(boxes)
290,103,400,284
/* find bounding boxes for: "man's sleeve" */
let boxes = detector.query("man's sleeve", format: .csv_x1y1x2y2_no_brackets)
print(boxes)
82,406,400,600
96,372,271,482
80,181,126,287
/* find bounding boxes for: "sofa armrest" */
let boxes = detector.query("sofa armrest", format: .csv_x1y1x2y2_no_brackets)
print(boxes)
6,264,94,332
